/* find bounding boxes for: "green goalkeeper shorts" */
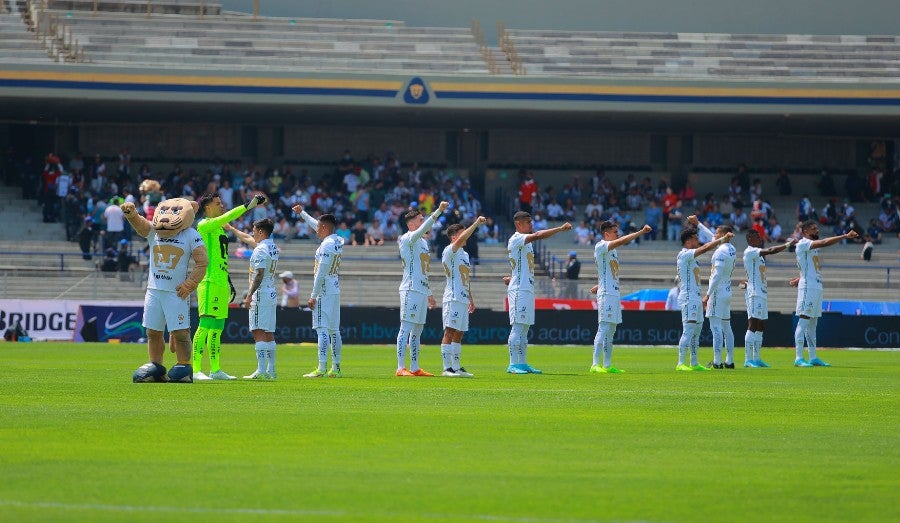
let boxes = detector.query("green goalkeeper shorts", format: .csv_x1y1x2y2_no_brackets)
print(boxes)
197,280,231,319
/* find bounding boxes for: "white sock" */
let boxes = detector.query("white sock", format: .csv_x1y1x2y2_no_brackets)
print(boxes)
592,328,603,367
602,322,616,368
330,330,342,370
266,341,276,376
451,342,462,371
689,322,703,366
254,341,267,373
723,319,734,365
441,343,452,370
754,331,763,361
678,323,691,366
709,317,723,364
795,318,809,360
806,317,819,360
317,329,329,372
397,321,412,369
409,323,424,371
744,330,755,363
509,323,528,365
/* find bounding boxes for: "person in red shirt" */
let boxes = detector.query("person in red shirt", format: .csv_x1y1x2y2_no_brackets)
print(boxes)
518,173,538,214
661,186,678,239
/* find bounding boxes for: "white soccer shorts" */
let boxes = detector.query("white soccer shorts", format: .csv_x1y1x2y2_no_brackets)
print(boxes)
705,291,732,319
142,288,190,332
400,290,429,325
312,294,341,331
442,300,470,332
680,300,703,324
597,294,622,325
795,287,823,318
507,290,535,326
249,300,277,332
746,294,768,320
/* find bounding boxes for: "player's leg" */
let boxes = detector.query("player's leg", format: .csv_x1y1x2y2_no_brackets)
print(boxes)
507,323,529,374
192,281,212,375
676,304,693,370
519,293,540,373
305,328,329,377
409,322,431,376
806,291,828,366
591,325,603,370
723,314,735,368
708,315,724,367
452,329,469,376
744,315,759,368
794,288,814,366
686,301,707,370
754,320,767,366
441,304,456,375
327,329,342,377
244,300,270,379
264,332,276,379
602,321,619,371
206,318,234,379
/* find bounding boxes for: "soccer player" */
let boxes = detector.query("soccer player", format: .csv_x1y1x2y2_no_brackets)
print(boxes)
505,211,572,374
790,220,857,367
293,205,344,378
742,229,794,368
590,221,652,373
192,192,265,381
702,225,737,369
440,216,486,378
396,201,449,376
675,227,733,371
241,219,280,379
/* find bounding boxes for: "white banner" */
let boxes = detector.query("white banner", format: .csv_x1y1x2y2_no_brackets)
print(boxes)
0,300,143,340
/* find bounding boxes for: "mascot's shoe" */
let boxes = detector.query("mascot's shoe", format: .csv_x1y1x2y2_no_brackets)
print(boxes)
133,362,167,383
167,364,194,383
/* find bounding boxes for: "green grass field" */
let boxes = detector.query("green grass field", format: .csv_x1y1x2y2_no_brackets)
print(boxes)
0,342,897,522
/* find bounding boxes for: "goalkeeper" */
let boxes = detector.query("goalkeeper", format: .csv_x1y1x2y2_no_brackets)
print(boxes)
192,192,266,381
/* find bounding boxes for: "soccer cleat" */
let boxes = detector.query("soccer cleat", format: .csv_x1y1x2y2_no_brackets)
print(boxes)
303,369,326,378
193,371,213,381
507,364,528,374
590,365,607,373
521,363,542,374
395,368,415,377
708,361,724,369
411,369,434,377
690,365,711,371
794,359,814,367
267,373,277,380
326,368,342,378
210,370,236,380
605,367,625,374
455,367,474,378
755,360,770,368
676,364,693,371
744,360,760,368
724,363,735,369
809,358,831,367
243,370,269,379
442,368,460,377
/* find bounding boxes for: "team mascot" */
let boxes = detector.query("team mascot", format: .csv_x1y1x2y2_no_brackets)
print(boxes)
123,198,208,383
139,179,163,221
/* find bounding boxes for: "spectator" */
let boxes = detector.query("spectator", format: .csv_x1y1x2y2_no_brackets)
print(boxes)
384,218,401,242
533,213,548,231
518,172,538,214
705,204,724,228
564,251,581,298
768,217,784,242
272,217,292,240
797,195,814,222
728,177,744,208
776,168,792,196
730,207,749,231
749,178,763,203
77,216,98,260
546,199,564,220
366,219,386,246
643,200,661,241
481,216,500,244
667,200,684,242
117,239,138,282
625,187,643,211
661,187,678,238
350,220,367,246
279,271,301,308
335,221,352,243
562,198,577,222
100,248,118,274
866,219,883,244
343,166,360,194
677,182,697,209
719,194,734,218
574,221,593,245
374,201,392,229
103,197,126,249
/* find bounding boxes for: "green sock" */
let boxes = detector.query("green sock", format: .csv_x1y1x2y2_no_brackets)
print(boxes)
192,327,208,371
208,329,223,373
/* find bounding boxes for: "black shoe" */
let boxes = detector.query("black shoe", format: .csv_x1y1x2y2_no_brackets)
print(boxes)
724,363,735,369
708,361,724,369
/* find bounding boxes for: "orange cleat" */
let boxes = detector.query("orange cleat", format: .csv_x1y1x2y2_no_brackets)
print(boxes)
395,368,415,376
410,369,434,377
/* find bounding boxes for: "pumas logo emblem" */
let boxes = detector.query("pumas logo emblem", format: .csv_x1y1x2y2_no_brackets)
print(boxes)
403,77,430,105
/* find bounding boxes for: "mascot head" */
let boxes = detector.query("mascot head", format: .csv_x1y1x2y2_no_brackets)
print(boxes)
151,197,198,238
139,179,161,195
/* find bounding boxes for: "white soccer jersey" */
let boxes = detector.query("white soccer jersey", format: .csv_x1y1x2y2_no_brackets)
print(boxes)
441,245,471,304
507,232,535,294
708,243,736,297
795,238,823,290
311,234,343,298
146,228,204,292
249,238,279,304
676,248,702,305
593,240,620,296
743,246,768,297
399,214,437,295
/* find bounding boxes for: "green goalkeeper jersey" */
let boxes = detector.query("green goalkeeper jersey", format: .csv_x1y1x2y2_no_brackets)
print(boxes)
197,205,248,285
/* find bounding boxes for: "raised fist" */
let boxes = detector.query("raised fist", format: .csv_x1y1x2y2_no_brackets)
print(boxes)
686,215,699,226
291,204,304,215
561,222,573,231
120,202,136,215
246,194,266,210
641,224,652,233
724,232,735,240
438,201,450,212
846,230,859,239
476,216,487,225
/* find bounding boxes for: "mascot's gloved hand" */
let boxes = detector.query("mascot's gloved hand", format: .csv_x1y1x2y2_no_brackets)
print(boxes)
245,194,266,210
175,280,198,299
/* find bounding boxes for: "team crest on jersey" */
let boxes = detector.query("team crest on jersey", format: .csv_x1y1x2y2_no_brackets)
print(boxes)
178,314,185,322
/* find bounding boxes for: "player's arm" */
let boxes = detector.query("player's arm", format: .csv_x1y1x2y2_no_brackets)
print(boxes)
705,262,724,301
177,242,209,299
811,230,858,249
411,201,450,242
225,223,258,248
687,215,714,243
524,222,573,244
452,216,486,252
760,238,795,257
244,264,266,308
291,204,319,231
607,224,652,250
693,232,733,258
197,199,258,234
309,253,327,302
120,202,151,238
